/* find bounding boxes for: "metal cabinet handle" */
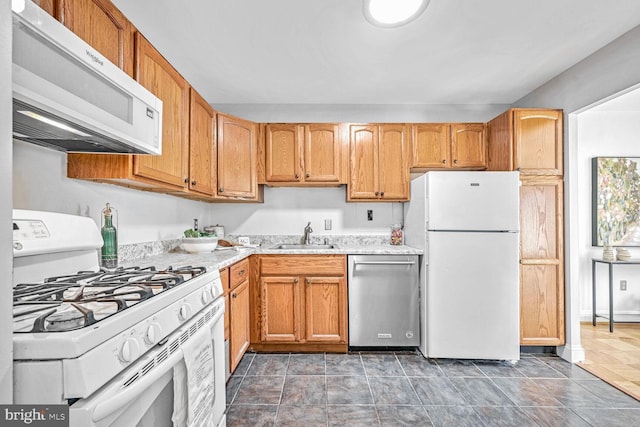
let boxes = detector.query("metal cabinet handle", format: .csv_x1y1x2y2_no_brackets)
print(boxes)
219,188,224,193
442,159,447,164
305,173,310,178
232,292,237,299
453,159,458,164
380,192,385,197
191,180,196,185
305,278,310,284
375,191,379,196
238,269,246,276
354,261,416,265
184,178,189,183
293,278,299,283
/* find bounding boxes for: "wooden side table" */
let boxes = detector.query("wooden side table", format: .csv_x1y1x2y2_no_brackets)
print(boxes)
592,258,640,332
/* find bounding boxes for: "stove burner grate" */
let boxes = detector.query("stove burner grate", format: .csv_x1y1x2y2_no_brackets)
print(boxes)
13,265,206,333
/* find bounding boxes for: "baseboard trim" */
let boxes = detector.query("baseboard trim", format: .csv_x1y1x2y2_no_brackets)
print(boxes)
557,343,585,363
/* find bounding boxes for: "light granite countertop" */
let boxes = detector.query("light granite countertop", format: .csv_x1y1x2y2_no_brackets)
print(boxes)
119,244,422,271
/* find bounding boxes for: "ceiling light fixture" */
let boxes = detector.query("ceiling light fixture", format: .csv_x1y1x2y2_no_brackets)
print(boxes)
363,0,430,28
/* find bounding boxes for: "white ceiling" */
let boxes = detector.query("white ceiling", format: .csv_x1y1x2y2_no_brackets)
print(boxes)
112,0,640,106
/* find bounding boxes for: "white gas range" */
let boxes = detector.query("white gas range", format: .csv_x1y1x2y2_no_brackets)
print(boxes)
12,210,226,427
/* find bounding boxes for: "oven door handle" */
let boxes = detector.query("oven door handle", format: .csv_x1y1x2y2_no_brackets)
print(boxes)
92,347,185,422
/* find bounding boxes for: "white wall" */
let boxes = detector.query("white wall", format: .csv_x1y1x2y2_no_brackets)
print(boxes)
213,186,402,237
577,111,640,317
1,0,13,404
13,141,214,244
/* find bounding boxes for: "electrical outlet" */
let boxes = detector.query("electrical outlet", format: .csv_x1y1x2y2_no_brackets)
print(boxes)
367,210,373,221
324,219,332,230
620,280,627,291
237,236,250,245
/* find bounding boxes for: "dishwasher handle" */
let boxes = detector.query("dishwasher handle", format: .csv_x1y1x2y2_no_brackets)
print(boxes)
353,260,416,266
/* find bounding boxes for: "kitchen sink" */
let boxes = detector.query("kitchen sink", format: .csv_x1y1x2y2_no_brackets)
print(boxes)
270,243,340,250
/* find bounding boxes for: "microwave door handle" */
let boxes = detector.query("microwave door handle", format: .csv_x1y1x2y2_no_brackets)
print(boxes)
92,347,185,422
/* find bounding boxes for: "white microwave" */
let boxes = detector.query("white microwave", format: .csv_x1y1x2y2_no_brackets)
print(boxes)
11,0,163,155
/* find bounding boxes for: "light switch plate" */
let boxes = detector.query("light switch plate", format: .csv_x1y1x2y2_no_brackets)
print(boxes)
325,219,332,230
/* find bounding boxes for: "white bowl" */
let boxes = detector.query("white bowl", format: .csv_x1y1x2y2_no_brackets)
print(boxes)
181,237,219,253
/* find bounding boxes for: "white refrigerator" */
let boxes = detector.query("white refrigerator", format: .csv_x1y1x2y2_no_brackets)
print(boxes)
404,171,520,360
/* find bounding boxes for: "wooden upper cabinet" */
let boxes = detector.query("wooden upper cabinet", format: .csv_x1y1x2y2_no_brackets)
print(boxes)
378,124,410,200
58,0,135,76
411,123,486,170
217,113,260,200
133,33,189,189
304,124,342,183
514,110,563,175
487,108,563,175
188,88,216,196
349,125,379,200
265,124,302,182
451,123,486,168
411,124,450,168
263,123,342,185
349,124,409,201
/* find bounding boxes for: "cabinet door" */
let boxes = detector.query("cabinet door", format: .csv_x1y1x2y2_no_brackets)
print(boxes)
304,124,341,183
514,110,563,175
305,277,347,343
133,34,189,189
229,279,250,372
411,124,450,169
486,110,514,171
519,177,564,345
58,0,134,76
265,124,301,182
260,276,301,342
378,124,410,200
451,123,486,168
217,114,259,199
188,88,215,196
348,125,379,200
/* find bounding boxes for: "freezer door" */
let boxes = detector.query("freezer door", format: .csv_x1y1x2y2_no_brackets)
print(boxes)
426,171,520,231
427,231,519,360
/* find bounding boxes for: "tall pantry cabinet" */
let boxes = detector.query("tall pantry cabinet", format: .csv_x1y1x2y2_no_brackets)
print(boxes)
487,109,565,346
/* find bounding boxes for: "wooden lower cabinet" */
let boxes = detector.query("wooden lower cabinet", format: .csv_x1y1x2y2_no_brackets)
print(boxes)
250,255,348,352
519,177,565,346
229,279,250,371
222,259,251,375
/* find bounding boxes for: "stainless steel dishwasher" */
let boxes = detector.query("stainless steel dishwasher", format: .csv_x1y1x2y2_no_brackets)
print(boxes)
348,254,420,347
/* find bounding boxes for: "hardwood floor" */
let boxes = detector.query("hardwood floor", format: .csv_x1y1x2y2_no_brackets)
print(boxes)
579,322,640,401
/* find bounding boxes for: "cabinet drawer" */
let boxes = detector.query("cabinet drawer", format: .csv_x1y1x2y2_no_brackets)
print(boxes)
230,259,250,289
260,255,346,276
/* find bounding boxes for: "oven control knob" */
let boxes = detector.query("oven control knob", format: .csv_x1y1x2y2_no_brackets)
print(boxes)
201,289,211,305
179,304,191,321
144,323,162,345
119,338,140,363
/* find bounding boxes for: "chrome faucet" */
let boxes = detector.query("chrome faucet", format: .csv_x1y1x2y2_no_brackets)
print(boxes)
303,222,313,244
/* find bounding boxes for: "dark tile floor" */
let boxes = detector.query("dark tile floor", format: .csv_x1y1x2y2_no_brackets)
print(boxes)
225,351,640,426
